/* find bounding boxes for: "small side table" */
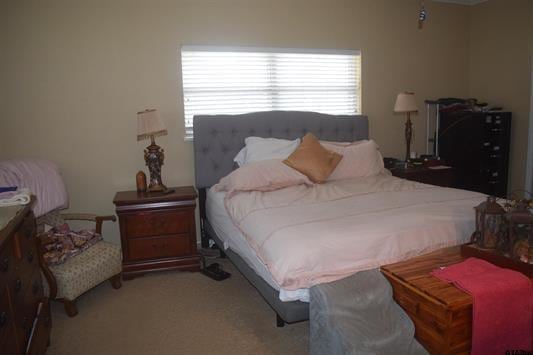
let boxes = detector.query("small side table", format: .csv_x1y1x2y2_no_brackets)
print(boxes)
113,186,201,280
391,166,455,188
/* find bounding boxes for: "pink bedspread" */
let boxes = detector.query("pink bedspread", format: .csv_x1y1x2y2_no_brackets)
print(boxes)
0,159,68,217
221,174,487,290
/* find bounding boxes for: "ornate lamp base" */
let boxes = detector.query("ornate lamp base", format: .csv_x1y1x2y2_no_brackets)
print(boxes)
405,112,413,162
144,136,167,192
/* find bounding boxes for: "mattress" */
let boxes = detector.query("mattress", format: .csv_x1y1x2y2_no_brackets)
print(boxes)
206,188,310,302
222,174,487,292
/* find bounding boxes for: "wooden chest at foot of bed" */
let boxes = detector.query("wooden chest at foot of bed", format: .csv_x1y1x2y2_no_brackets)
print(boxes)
381,247,472,355
113,187,201,279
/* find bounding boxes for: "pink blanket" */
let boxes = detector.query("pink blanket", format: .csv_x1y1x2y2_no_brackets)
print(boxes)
0,159,68,217
432,258,533,355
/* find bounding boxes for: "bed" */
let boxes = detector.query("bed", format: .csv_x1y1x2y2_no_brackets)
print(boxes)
193,110,485,326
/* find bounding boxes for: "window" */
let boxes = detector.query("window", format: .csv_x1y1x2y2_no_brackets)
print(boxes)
181,46,362,140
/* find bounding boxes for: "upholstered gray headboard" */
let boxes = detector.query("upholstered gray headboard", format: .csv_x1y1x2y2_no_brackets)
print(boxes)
193,111,368,189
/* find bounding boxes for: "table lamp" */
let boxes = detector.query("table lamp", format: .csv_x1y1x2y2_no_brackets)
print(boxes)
137,109,168,192
394,92,418,162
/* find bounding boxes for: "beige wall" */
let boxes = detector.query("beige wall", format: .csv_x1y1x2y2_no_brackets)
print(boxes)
3,0,471,243
468,0,533,193
0,0,7,148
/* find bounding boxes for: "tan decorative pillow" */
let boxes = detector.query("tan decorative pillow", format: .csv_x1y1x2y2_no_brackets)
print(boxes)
283,133,342,183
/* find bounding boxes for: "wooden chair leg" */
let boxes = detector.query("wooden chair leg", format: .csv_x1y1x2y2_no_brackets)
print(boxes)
63,299,78,317
110,274,122,289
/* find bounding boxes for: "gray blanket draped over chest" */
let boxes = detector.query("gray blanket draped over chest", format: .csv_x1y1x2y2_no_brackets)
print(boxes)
310,269,428,355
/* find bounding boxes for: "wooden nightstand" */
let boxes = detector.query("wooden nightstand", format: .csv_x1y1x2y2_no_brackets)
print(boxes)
113,186,201,280
390,166,455,188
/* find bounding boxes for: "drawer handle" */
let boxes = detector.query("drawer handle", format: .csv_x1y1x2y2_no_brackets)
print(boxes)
0,311,7,327
27,251,34,264
15,279,22,293
0,257,8,272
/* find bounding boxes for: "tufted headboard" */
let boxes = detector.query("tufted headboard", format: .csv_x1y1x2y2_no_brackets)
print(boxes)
193,110,368,189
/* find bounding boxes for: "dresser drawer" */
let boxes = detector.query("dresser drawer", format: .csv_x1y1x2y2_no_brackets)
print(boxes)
0,248,11,286
0,288,14,347
0,331,18,355
14,270,44,348
125,210,191,238
128,234,192,261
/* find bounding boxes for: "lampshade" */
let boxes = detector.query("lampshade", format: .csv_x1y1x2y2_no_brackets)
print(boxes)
137,109,167,141
394,92,418,113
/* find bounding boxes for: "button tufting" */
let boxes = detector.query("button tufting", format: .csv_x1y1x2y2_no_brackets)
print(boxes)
202,147,208,154
213,164,219,171
222,146,229,153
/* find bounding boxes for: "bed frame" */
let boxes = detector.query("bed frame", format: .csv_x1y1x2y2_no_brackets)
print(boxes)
193,110,369,326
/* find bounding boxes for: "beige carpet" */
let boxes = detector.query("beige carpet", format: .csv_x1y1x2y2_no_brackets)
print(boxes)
47,259,309,355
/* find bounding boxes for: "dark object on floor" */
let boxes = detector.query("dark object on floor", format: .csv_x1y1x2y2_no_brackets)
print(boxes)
202,262,231,281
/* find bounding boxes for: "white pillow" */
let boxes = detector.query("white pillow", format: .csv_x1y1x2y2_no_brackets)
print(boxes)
215,159,312,197
233,137,301,167
321,140,385,181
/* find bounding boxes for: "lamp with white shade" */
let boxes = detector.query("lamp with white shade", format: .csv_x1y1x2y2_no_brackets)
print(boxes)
394,92,418,162
137,109,168,192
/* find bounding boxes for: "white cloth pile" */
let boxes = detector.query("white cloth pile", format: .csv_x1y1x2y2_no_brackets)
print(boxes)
0,188,32,207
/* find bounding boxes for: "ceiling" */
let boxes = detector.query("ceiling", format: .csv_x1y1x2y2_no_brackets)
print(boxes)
432,0,488,5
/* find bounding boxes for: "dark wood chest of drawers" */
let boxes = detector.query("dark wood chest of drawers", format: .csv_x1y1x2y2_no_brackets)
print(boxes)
391,166,455,188
113,186,201,280
439,111,511,197
1,203,51,355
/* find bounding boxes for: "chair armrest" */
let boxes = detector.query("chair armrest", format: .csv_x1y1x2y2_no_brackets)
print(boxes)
60,213,116,234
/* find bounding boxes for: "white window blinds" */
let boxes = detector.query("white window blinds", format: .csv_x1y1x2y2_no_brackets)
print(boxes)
181,46,362,140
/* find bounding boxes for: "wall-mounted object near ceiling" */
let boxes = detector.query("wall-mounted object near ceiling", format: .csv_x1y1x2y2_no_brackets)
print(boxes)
419,1,427,29
432,0,488,5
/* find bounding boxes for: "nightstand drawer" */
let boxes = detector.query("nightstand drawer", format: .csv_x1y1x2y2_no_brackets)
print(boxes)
125,211,190,238
128,234,191,261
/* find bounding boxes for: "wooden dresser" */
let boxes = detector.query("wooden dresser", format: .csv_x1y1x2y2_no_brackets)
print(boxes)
1,203,51,355
113,186,201,280
391,166,455,188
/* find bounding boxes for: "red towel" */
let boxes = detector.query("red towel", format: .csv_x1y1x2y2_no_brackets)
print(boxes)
431,257,532,355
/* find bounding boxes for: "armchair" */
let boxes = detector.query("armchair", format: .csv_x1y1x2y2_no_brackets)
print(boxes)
36,211,122,317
